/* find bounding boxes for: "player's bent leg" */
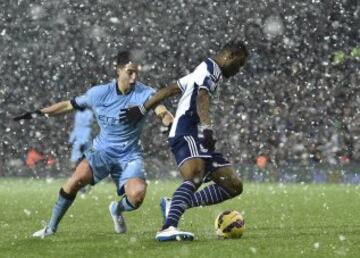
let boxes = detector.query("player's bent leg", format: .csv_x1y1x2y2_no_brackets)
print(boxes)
158,160,202,220
109,178,147,234
211,166,243,196
179,158,205,184
123,178,147,208
63,159,94,195
187,166,243,209
157,158,205,241
33,160,93,238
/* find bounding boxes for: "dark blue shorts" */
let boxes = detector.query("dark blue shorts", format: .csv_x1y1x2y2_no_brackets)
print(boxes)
169,135,231,180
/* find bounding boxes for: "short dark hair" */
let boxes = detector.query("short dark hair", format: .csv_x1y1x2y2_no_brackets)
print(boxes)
221,40,248,59
116,51,132,68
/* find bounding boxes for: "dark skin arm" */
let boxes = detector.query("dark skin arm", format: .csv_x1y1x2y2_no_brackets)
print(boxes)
144,82,181,111
119,82,181,124
197,89,211,125
197,89,216,150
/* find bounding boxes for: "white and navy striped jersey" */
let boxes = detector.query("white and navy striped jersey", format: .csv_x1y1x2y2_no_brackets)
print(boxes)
169,58,222,138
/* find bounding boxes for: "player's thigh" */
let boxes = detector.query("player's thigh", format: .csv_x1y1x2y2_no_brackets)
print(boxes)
117,159,146,195
179,158,206,183
211,166,243,195
64,159,93,192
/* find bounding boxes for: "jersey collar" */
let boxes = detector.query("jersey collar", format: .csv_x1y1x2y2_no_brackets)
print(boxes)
115,81,136,95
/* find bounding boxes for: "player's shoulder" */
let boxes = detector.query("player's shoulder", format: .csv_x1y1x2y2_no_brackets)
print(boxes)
91,81,115,91
134,81,155,94
194,58,221,81
87,81,115,95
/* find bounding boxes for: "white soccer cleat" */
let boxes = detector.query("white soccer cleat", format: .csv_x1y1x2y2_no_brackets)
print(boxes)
32,227,55,238
160,197,171,221
109,201,127,233
155,226,194,241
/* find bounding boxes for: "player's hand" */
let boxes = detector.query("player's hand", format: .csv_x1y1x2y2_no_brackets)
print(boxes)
198,124,216,150
119,105,147,125
13,110,42,121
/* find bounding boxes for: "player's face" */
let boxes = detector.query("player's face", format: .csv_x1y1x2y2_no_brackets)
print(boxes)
117,62,139,90
222,54,246,78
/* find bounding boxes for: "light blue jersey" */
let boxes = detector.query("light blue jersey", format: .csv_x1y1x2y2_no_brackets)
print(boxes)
68,109,94,163
69,109,94,145
74,80,155,161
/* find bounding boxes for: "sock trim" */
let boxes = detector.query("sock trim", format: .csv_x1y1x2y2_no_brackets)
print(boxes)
59,188,76,201
124,196,136,209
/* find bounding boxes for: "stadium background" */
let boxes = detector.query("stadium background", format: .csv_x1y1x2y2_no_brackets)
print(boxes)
0,0,359,181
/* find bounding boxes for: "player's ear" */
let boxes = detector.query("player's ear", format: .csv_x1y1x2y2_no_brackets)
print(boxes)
221,50,234,62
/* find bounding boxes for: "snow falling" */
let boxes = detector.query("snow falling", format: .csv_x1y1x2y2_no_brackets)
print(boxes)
0,0,359,183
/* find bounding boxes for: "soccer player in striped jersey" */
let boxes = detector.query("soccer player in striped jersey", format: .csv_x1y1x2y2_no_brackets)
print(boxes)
13,50,174,238
120,40,248,241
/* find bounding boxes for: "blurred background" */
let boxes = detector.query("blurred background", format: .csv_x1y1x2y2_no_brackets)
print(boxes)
0,0,359,183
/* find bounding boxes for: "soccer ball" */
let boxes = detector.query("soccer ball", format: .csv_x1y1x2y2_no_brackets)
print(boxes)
215,210,245,239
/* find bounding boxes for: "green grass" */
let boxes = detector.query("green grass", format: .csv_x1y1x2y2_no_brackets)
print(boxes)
1,179,360,258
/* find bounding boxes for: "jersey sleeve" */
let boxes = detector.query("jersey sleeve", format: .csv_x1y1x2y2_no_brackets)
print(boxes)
176,74,191,93
193,62,217,95
144,87,156,103
72,86,103,110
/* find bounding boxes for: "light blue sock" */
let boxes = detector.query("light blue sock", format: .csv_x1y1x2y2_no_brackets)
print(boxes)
48,188,75,232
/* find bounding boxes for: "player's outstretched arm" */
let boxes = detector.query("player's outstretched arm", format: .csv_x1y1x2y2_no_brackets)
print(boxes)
197,89,216,150
144,82,181,111
13,100,74,121
40,100,74,116
120,82,180,124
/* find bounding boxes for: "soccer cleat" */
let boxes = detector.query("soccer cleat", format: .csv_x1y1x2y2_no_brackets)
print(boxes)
32,226,55,238
109,201,127,233
155,226,194,241
160,197,171,221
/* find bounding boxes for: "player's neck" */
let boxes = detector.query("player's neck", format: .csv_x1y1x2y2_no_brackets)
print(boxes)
116,81,132,95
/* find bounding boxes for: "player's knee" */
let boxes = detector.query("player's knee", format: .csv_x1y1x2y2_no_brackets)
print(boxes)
191,170,203,186
180,159,205,184
127,187,146,208
228,180,243,197
234,180,243,195
182,168,204,186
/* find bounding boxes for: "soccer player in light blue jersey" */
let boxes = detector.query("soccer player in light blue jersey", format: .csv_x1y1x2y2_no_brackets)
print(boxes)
68,109,94,165
14,51,174,238
121,41,248,241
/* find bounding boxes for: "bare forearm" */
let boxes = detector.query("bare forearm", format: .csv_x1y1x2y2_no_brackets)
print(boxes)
197,89,211,125
40,100,74,117
144,82,180,110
